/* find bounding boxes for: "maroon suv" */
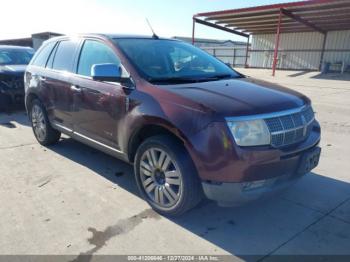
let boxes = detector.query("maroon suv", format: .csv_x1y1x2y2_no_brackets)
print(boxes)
25,34,321,216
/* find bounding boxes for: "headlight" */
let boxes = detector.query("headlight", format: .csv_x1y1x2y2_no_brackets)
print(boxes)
226,119,270,146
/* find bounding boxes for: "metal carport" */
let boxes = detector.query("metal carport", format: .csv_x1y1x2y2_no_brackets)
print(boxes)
192,0,350,76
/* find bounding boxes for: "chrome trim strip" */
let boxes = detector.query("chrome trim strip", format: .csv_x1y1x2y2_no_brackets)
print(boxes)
225,105,308,122
52,123,73,133
73,131,124,154
52,122,123,154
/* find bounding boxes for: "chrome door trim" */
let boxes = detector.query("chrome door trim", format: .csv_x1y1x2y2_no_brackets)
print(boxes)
73,131,123,154
53,122,73,133
51,122,123,154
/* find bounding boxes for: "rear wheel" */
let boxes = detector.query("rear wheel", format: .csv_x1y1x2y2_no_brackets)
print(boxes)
30,99,61,145
134,135,203,216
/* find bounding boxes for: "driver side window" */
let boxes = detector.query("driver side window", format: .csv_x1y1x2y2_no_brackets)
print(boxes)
77,40,122,77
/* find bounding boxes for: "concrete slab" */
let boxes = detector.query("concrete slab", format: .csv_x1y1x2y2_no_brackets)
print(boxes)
281,173,350,214
0,135,323,257
330,199,350,224
271,216,350,255
0,111,35,149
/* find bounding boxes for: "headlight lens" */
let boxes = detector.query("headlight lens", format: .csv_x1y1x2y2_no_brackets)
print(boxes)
227,119,271,146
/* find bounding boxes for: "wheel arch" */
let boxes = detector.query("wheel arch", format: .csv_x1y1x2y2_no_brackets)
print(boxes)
127,122,189,163
25,92,40,113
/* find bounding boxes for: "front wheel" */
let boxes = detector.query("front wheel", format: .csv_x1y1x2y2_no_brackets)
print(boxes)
29,99,61,146
134,135,203,216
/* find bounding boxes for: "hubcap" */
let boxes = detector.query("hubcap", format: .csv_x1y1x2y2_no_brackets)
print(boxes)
31,105,46,142
140,148,182,208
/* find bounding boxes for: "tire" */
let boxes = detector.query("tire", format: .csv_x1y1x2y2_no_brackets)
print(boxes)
29,99,61,146
134,135,203,216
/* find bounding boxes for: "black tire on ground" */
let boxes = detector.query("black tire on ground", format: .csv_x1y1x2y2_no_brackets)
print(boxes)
29,99,61,146
134,135,203,216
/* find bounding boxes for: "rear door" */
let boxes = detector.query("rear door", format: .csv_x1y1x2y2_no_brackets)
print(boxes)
25,40,57,115
70,39,128,150
44,39,80,131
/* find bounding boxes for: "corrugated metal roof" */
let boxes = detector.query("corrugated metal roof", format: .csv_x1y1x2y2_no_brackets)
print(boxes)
194,0,350,35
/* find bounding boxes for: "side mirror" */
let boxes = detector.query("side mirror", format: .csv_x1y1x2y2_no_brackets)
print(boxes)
91,63,131,85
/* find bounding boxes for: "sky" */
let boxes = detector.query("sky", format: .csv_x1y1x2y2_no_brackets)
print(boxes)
2,0,296,42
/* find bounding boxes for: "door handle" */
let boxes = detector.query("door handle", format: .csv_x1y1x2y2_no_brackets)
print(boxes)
32,74,45,81
70,85,81,92
85,88,100,94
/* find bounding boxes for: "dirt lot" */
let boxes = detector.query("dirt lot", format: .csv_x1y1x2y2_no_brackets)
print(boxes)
0,69,349,260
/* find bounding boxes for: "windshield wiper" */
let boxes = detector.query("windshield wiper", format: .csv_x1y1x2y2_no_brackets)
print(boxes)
148,74,242,84
204,74,244,80
148,77,202,84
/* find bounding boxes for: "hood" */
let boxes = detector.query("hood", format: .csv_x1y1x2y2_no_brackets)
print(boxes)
161,77,310,117
0,65,27,76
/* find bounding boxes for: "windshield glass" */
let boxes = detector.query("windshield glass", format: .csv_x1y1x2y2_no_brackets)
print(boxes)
0,49,34,65
114,38,242,84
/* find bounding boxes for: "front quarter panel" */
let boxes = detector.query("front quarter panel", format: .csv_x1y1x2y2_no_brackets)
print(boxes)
118,83,216,158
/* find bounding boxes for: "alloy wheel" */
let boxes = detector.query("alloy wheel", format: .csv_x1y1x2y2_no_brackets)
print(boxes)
139,148,182,208
31,104,47,142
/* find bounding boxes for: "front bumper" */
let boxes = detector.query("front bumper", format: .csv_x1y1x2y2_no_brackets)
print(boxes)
185,119,321,206
202,172,302,207
0,83,25,106
186,120,321,183
202,145,321,206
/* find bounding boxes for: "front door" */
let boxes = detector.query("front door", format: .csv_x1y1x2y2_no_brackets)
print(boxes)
71,39,128,150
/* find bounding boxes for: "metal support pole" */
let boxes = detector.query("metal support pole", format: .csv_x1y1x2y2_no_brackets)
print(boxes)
233,48,236,66
319,32,328,71
244,35,250,68
272,9,283,77
192,18,196,45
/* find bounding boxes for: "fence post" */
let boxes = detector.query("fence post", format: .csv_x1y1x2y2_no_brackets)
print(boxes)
319,32,328,71
192,18,196,45
244,35,250,68
233,48,236,66
272,9,283,76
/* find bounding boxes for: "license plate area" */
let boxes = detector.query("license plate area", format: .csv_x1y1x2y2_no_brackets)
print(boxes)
297,147,321,174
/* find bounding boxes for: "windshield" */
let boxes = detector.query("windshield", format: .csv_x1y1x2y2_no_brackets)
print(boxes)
0,49,34,65
114,38,242,84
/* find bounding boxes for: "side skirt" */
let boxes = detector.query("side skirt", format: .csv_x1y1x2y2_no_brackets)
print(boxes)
51,122,129,162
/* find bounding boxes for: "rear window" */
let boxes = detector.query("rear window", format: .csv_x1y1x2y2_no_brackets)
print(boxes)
52,40,79,72
46,43,59,69
31,41,55,67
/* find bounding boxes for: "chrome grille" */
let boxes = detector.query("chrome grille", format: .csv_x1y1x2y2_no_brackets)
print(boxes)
265,107,315,148
0,76,24,90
